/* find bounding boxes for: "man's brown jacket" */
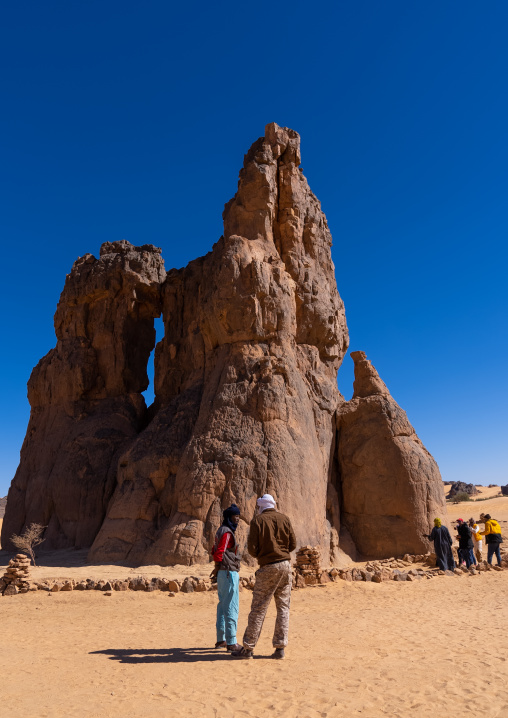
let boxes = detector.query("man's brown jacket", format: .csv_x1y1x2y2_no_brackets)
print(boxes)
247,509,296,566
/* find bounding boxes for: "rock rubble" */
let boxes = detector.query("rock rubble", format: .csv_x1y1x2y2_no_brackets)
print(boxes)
2,548,506,597
295,545,324,586
1,554,31,595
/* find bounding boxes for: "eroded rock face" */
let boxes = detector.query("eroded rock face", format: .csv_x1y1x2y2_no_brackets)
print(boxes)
89,123,349,566
336,351,448,558
1,242,165,550
3,123,447,566
448,482,478,498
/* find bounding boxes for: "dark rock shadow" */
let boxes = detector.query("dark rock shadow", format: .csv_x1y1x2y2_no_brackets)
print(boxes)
90,647,268,663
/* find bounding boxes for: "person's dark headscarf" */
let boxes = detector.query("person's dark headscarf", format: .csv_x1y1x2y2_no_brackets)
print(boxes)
222,503,240,533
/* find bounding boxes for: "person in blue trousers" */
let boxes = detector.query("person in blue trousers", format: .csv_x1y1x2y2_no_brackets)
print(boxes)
211,504,242,652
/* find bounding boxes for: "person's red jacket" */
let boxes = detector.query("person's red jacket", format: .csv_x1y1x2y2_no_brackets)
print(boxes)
212,532,234,562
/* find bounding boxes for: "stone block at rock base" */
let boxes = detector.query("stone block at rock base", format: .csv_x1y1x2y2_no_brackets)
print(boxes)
319,572,332,584
295,574,306,589
393,573,407,582
304,575,318,586
129,578,146,591
180,577,195,593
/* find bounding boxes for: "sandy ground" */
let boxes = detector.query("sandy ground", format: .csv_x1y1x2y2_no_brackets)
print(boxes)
1,570,508,717
1,493,508,716
447,494,508,527
474,485,504,498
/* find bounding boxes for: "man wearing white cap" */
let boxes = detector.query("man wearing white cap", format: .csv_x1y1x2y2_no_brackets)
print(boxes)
232,493,296,660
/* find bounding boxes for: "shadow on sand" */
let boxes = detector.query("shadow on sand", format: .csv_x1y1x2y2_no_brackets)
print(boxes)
90,647,269,663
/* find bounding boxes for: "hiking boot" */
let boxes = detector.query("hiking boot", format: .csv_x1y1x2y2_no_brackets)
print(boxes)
271,648,285,659
231,647,253,659
227,643,242,652
214,641,227,649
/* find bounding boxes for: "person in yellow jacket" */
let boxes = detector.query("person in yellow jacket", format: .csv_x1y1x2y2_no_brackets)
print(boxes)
479,514,503,566
469,518,483,563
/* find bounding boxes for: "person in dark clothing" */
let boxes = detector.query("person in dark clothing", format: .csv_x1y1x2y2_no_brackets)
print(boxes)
425,518,455,570
211,504,242,652
455,518,474,568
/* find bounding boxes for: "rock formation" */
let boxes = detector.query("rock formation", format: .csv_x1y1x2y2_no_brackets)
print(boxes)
336,351,447,558
89,123,349,566
447,482,478,498
2,123,448,565
1,242,165,550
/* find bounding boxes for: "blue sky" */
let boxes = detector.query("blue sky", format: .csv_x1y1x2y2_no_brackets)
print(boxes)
1,1,507,496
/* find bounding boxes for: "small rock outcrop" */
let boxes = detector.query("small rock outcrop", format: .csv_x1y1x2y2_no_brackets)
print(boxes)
501,485,508,496
295,546,322,586
336,351,448,558
448,482,478,498
1,554,31,595
1,242,166,550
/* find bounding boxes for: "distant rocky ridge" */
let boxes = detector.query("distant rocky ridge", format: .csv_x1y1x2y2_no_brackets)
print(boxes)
0,497,6,519
448,482,479,498
1,123,448,564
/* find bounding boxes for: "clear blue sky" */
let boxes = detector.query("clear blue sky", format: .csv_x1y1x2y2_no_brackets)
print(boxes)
1,1,507,496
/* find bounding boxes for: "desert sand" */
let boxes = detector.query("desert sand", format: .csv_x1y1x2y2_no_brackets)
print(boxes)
1,494,508,717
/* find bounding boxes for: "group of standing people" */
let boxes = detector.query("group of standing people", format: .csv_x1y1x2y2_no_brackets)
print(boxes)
211,493,296,659
426,514,503,571
211,500,503,658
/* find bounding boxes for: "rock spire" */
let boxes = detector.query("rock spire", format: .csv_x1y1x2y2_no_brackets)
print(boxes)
89,123,349,565
336,351,447,558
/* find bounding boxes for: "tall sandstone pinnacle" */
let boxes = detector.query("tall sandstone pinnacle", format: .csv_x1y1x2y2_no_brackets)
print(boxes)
89,122,350,565
336,351,448,558
3,123,447,564
1,242,166,550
